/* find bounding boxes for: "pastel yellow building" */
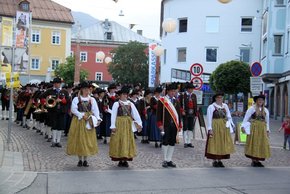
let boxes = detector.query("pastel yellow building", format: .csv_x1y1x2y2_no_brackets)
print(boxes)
0,0,74,84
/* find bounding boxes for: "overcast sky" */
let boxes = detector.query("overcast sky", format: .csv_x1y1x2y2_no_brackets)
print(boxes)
53,0,162,40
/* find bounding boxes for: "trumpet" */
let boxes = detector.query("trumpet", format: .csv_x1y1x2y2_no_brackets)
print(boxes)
45,95,57,108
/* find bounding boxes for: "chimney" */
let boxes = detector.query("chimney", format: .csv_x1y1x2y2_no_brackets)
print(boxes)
137,30,143,36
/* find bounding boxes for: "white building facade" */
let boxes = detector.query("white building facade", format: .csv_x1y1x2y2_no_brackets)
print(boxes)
261,0,290,119
160,0,263,83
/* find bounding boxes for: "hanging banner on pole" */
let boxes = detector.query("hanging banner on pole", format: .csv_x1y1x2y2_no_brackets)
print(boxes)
1,17,13,47
6,72,20,88
148,43,157,88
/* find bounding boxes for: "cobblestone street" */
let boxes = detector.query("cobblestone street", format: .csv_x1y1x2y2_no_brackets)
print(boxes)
0,118,289,172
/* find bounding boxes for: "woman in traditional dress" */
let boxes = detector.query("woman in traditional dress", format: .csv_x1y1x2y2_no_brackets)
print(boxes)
66,81,102,167
241,94,270,167
109,86,142,167
149,86,163,148
205,92,235,167
138,89,152,144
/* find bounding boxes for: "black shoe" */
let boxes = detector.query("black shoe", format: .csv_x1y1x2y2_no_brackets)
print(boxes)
44,135,48,139
103,139,107,144
47,138,52,142
141,140,145,143
212,161,219,167
187,143,194,148
55,143,62,148
134,134,138,139
118,161,123,167
83,160,89,167
32,127,36,130
23,124,28,129
6,118,9,120
251,161,258,167
123,161,129,167
77,160,83,167
217,161,225,167
256,162,264,167
51,143,56,147
155,142,158,148
40,132,44,135
167,161,176,168
159,143,162,148
145,140,150,144
1,118,4,120
184,144,188,148
97,135,103,140
36,129,41,133
162,161,168,168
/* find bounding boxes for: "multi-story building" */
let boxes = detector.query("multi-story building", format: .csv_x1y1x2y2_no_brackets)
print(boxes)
0,0,74,84
261,0,290,119
160,0,263,83
71,19,153,82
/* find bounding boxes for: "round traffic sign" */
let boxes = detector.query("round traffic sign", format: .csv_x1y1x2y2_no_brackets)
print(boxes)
191,77,203,90
190,63,203,76
251,62,262,77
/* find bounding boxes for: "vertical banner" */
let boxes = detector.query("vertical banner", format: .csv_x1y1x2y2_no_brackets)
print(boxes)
1,17,13,47
15,11,30,73
148,43,157,88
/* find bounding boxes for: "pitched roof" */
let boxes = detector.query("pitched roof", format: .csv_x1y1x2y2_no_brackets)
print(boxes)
0,0,74,24
72,19,153,44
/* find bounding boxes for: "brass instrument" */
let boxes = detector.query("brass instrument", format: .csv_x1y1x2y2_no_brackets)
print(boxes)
45,95,57,108
24,97,33,115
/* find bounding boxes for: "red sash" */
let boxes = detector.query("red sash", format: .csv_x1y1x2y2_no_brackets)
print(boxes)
159,97,180,130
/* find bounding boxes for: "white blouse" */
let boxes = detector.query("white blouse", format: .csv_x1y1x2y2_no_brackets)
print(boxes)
71,96,102,121
206,102,234,132
241,106,270,134
110,100,142,130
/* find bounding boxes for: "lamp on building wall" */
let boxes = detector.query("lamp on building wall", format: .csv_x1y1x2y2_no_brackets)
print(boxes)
162,18,177,33
153,46,165,57
218,0,232,3
105,57,112,64
96,51,106,61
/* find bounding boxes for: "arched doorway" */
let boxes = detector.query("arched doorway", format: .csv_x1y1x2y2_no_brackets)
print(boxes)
270,89,274,116
283,85,288,117
276,86,281,117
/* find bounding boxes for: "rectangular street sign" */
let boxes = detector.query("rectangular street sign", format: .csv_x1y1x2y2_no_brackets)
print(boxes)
250,77,263,93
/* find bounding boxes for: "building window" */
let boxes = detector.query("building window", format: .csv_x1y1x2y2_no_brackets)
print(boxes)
206,48,217,62
52,31,61,45
51,59,60,70
105,32,113,40
70,51,74,57
262,12,268,36
80,52,87,62
275,0,285,5
171,68,191,81
177,48,187,62
179,18,188,33
286,30,290,54
95,72,103,81
206,16,220,33
241,18,253,32
31,29,40,43
262,38,267,58
274,35,283,55
240,48,251,63
96,53,103,63
164,49,167,64
31,58,40,70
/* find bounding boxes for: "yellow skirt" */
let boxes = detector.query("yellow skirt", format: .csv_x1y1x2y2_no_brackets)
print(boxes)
66,116,98,156
245,120,271,160
109,116,136,161
205,118,235,159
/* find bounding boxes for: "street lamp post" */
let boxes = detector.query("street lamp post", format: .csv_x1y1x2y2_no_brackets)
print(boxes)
74,22,81,86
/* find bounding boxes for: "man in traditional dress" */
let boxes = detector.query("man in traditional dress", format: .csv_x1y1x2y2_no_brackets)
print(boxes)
157,83,182,168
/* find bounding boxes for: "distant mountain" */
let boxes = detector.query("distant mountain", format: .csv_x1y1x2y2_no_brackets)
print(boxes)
72,11,99,33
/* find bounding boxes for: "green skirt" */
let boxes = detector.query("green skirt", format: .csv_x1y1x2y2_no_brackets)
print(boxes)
245,120,271,160
109,116,136,161
205,118,235,160
66,116,98,156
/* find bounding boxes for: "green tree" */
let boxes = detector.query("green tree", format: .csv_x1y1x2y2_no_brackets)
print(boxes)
209,60,251,110
108,41,148,86
54,56,88,85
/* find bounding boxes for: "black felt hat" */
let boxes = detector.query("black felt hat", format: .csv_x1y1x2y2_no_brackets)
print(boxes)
212,92,224,103
79,81,90,89
253,94,265,102
52,77,62,83
154,86,163,93
117,86,130,95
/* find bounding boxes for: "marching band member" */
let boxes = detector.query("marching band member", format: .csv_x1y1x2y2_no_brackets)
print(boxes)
93,88,106,139
205,92,235,167
149,86,163,148
179,82,198,148
0,86,10,120
41,78,69,147
138,89,152,144
102,83,117,144
66,81,102,167
129,89,140,139
109,86,142,167
241,94,271,167
157,83,182,168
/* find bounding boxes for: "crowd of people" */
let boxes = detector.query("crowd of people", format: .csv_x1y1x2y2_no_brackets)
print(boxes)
0,78,273,168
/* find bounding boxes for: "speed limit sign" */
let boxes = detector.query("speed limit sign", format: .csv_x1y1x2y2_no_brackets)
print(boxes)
190,63,203,76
